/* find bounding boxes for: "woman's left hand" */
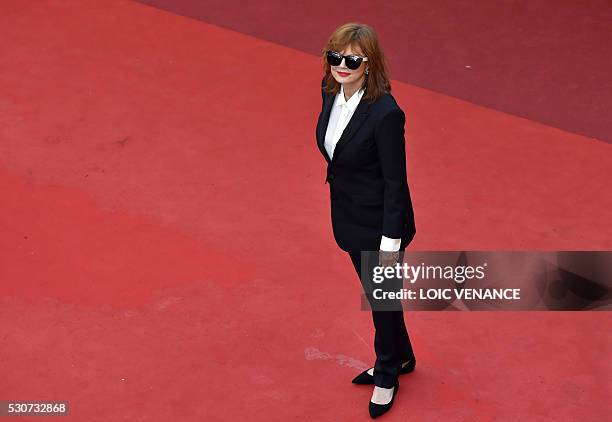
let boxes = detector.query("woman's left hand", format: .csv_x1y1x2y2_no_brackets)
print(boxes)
378,250,400,267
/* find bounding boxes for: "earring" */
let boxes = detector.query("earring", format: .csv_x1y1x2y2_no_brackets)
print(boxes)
364,68,369,75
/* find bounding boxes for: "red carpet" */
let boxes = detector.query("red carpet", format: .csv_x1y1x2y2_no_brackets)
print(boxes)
1,1,610,420
138,0,612,144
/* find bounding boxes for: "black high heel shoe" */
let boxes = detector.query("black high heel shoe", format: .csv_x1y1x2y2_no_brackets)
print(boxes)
369,378,399,419
352,359,415,385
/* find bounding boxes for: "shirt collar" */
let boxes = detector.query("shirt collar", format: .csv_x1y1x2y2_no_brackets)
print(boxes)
336,84,364,111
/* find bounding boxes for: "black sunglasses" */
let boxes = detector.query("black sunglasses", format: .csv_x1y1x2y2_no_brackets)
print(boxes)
326,50,368,70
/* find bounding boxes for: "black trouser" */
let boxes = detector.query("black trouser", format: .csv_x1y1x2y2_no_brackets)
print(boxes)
348,249,416,388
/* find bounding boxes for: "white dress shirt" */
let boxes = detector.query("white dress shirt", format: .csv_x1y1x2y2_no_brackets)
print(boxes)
324,83,401,252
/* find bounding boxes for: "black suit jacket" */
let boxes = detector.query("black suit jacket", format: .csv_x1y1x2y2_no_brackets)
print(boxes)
316,77,416,252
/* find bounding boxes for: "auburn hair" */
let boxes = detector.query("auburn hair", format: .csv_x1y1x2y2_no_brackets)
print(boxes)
321,22,391,103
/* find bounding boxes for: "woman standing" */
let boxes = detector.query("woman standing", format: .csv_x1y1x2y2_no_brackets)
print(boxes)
315,22,417,418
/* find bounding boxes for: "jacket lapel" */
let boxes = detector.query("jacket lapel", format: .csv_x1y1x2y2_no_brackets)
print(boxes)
317,90,372,164
331,99,371,161
317,93,334,163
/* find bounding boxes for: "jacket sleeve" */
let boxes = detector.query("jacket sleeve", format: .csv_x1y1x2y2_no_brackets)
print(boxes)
374,108,410,239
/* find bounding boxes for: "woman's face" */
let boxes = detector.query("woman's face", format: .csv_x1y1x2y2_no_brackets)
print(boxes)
330,44,368,85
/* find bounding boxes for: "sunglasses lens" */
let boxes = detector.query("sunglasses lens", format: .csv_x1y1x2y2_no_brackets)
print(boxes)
345,56,362,70
326,51,342,66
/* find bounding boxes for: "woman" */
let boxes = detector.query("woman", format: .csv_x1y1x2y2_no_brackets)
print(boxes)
315,22,417,418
